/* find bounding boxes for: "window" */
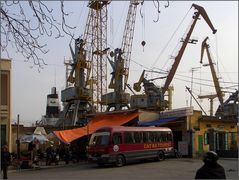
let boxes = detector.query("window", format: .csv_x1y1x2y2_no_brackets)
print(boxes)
143,132,149,143
160,132,170,142
167,132,172,141
89,132,110,145
1,74,8,105
95,135,109,145
1,125,7,146
134,132,143,143
124,132,135,144
204,132,209,145
112,133,122,145
148,132,155,142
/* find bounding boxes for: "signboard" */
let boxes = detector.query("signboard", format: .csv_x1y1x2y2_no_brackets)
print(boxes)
139,107,193,123
159,107,193,118
178,141,188,155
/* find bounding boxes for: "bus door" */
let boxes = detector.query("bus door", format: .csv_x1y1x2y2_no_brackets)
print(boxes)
112,132,123,153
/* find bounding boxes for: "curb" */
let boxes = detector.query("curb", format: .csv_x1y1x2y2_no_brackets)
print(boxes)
8,161,88,173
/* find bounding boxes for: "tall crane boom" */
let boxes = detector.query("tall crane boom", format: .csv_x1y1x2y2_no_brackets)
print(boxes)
162,3,217,95
200,37,224,105
121,0,139,90
83,0,110,112
102,0,139,111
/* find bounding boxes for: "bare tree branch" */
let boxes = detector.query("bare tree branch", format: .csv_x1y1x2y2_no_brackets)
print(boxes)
0,0,76,68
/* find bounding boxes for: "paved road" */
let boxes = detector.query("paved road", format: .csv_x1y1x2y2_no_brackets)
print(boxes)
7,158,238,179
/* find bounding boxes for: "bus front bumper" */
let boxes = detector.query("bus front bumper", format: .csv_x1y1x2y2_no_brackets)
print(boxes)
88,154,116,164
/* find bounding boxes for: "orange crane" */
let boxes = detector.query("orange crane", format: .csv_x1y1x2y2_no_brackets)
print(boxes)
162,4,217,95
200,37,224,104
198,36,224,116
131,3,217,111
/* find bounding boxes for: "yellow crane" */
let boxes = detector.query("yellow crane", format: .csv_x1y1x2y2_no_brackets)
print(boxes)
102,0,140,111
60,0,110,126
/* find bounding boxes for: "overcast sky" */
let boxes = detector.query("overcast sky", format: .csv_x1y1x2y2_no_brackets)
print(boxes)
3,1,238,126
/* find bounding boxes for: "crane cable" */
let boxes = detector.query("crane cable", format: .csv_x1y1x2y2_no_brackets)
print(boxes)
162,13,195,71
214,34,234,89
150,7,191,69
111,2,128,47
140,1,146,51
153,0,160,23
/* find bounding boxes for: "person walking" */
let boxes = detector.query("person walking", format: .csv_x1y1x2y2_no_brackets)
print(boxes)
195,151,226,179
1,145,11,179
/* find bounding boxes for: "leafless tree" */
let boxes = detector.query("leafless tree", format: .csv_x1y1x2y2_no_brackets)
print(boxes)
0,0,75,68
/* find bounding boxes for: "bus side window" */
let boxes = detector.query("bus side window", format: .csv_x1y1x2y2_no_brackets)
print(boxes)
162,132,167,141
159,132,163,142
124,132,136,144
167,132,172,141
143,132,149,143
112,133,122,145
134,132,142,144
153,132,158,142
148,132,154,142
155,132,160,142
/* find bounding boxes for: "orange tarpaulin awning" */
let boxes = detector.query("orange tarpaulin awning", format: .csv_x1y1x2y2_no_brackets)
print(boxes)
53,110,139,144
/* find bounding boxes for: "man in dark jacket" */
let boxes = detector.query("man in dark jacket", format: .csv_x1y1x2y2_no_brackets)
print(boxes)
1,145,11,179
195,151,226,179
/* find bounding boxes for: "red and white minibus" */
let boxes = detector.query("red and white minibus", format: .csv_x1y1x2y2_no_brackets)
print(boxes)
87,126,174,167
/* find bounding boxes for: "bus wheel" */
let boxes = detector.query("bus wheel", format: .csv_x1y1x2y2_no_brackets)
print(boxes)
115,155,125,167
157,151,165,161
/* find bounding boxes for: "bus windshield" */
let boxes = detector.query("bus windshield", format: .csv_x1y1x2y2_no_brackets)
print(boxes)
89,132,110,145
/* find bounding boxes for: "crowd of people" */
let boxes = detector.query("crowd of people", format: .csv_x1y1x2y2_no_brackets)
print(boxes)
11,141,87,168
2,142,227,179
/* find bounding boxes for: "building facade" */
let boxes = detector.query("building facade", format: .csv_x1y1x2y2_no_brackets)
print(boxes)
138,108,238,157
193,114,238,157
0,58,12,152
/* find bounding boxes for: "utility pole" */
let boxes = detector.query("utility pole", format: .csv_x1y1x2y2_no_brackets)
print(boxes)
190,67,201,107
16,114,20,160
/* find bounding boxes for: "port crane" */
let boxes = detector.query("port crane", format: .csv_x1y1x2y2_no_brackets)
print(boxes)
161,3,217,95
132,69,172,111
198,36,224,116
215,90,238,120
60,38,93,126
59,0,110,126
101,0,140,111
131,3,217,111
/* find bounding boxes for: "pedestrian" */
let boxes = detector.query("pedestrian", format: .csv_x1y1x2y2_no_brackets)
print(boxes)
64,146,70,165
1,145,11,179
195,151,226,179
46,145,53,165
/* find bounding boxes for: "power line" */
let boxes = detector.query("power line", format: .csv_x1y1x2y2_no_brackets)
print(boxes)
173,77,237,91
131,59,238,86
151,7,191,69
175,72,238,85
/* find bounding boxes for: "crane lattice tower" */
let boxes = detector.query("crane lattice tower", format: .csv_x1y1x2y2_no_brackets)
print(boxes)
83,0,109,112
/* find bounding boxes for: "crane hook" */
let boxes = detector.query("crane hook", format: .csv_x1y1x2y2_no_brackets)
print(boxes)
141,40,146,51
